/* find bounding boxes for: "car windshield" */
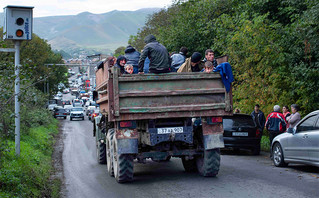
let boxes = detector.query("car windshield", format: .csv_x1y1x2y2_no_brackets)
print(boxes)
223,116,255,130
71,108,83,111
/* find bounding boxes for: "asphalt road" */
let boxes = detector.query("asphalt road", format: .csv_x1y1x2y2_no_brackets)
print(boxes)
60,94,319,198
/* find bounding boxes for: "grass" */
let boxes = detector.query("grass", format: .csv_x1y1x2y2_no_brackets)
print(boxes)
261,135,271,152
0,119,60,198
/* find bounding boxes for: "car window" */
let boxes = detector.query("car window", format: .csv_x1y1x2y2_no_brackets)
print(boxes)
223,116,255,130
71,108,83,111
297,115,318,132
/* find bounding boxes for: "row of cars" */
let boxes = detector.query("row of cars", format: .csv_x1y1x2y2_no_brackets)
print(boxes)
222,111,319,168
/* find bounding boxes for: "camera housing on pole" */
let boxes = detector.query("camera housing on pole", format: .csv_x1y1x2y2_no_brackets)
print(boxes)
3,5,34,40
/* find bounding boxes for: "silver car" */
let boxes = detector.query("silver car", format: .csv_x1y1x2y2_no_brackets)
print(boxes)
271,110,319,167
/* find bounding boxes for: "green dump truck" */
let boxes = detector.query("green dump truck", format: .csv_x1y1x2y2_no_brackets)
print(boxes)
93,58,233,183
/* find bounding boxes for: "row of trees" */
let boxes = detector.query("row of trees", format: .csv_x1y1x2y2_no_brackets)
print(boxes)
129,0,319,115
0,27,68,156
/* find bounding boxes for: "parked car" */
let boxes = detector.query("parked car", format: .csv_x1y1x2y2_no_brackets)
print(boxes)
53,108,68,119
70,107,85,121
272,110,319,167
223,114,261,155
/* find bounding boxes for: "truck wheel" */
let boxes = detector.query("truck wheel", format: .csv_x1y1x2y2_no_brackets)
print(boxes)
196,148,220,177
106,129,115,177
113,138,134,183
182,157,197,172
96,140,106,164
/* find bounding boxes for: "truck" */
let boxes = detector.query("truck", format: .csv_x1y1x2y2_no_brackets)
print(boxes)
93,56,233,183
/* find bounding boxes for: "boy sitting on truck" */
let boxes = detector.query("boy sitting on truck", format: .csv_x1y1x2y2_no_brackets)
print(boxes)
202,61,214,73
124,64,134,74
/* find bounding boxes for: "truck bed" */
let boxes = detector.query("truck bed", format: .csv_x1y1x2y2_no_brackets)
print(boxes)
96,66,232,122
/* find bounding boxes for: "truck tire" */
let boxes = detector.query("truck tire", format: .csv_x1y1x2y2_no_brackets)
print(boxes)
112,138,134,183
106,129,115,177
182,157,197,172
96,140,106,164
196,148,220,177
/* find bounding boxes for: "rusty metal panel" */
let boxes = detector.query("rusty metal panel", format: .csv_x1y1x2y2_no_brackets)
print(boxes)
203,133,225,149
115,128,138,139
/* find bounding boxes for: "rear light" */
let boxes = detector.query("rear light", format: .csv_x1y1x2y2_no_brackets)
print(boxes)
212,117,223,123
55,113,59,115
119,121,136,129
63,113,67,115
208,117,223,124
120,121,133,128
256,129,261,137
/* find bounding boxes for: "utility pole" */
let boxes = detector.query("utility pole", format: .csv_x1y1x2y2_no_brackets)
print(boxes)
14,41,21,155
2,5,34,156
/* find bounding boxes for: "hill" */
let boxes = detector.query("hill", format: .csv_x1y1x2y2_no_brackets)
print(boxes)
1,8,159,57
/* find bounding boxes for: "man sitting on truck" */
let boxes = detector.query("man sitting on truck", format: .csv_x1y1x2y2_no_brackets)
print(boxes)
177,52,205,72
138,34,171,74
204,49,218,69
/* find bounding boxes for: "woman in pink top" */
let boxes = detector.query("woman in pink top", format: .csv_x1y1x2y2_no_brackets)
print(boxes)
282,106,291,119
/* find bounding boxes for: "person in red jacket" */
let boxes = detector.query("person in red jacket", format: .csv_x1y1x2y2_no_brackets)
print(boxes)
265,105,287,152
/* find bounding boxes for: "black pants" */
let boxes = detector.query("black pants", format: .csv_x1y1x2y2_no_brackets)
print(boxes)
269,131,281,155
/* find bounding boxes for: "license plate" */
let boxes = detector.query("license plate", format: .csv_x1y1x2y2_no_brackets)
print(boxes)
157,127,183,134
232,132,248,136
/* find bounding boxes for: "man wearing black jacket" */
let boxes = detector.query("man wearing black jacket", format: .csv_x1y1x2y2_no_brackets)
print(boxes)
138,35,170,74
251,104,266,135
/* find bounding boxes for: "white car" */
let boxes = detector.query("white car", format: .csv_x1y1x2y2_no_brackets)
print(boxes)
48,104,57,111
70,107,85,121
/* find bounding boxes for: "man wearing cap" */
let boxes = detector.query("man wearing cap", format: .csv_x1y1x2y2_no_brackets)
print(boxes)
177,52,205,72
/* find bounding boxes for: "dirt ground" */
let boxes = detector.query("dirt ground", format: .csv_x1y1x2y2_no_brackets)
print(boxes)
51,122,66,198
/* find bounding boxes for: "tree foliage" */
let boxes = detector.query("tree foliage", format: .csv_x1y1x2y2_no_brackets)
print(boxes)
130,0,319,115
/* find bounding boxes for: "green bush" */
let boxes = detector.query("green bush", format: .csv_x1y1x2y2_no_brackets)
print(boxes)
0,120,59,197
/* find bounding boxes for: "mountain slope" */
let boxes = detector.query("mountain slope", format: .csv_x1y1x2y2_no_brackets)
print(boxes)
33,8,158,55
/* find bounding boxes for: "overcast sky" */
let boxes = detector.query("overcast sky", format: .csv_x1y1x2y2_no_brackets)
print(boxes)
1,0,173,17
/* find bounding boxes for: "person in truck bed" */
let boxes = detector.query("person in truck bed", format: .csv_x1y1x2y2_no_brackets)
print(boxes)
202,61,214,73
177,52,205,72
138,34,171,74
124,64,134,74
115,55,127,74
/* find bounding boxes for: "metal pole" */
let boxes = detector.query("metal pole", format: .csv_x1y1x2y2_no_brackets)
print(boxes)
14,40,21,156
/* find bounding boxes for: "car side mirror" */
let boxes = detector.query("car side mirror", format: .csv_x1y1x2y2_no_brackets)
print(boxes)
288,128,297,135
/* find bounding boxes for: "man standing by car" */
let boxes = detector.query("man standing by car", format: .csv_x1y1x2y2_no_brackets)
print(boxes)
138,35,170,74
265,105,287,155
251,104,266,136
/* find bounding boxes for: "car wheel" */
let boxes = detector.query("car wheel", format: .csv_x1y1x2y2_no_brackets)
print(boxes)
272,142,288,167
70,117,73,121
64,117,67,119
82,117,84,120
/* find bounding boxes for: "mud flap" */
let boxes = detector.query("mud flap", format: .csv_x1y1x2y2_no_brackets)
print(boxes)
116,138,138,154
203,133,224,150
